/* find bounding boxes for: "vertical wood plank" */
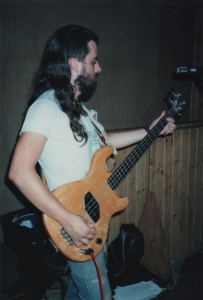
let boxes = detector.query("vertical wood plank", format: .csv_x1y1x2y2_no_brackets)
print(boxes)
149,142,156,192
126,145,137,224
171,130,182,258
186,128,197,254
163,135,173,255
154,138,165,222
135,150,149,223
178,129,189,256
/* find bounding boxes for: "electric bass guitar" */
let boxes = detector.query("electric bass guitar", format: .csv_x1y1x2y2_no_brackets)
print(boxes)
43,91,185,262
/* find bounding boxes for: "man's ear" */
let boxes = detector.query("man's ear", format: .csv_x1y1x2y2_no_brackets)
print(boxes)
68,58,80,73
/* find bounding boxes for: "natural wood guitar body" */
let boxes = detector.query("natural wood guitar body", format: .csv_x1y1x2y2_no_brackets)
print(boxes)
42,146,129,262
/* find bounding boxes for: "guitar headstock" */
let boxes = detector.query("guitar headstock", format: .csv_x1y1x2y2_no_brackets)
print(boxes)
167,90,186,118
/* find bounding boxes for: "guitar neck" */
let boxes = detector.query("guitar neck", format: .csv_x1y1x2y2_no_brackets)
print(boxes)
108,108,176,190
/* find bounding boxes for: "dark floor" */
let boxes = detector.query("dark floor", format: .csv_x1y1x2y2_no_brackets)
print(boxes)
1,242,69,300
1,242,202,300
160,252,203,300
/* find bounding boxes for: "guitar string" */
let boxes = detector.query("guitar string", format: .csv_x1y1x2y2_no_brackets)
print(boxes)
85,107,177,219
109,113,169,189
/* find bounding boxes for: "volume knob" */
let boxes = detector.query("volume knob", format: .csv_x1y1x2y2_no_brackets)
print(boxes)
96,238,103,245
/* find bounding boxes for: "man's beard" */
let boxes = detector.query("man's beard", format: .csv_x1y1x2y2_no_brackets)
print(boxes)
75,69,98,103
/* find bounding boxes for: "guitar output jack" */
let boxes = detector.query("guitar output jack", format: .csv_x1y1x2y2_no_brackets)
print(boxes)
96,238,103,245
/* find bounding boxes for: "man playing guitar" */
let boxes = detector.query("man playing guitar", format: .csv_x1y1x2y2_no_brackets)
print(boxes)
9,25,176,299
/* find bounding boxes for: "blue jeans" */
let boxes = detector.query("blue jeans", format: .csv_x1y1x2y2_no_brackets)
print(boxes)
64,249,112,300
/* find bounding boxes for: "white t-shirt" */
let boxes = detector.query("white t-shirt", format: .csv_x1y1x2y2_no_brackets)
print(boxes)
21,90,104,191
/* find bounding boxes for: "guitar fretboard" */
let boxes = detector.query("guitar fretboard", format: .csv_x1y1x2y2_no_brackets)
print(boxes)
107,108,177,190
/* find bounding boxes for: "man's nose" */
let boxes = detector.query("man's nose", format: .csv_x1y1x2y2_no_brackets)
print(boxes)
95,63,102,73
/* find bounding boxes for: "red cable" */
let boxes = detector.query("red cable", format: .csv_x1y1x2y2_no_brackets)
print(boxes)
90,252,105,300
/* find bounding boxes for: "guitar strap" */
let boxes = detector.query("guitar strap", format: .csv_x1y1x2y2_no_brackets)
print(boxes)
89,119,107,145
39,165,47,187
87,116,117,172
88,118,117,155
81,103,117,155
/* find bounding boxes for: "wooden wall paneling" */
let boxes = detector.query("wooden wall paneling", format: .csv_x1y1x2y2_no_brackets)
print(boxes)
163,135,173,254
193,127,203,251
133,149,149,224
109,125,203,261
149,136,173,257
139,191,172,281
126,146,137,225
149,133,177,258
153,138,166,222
186,128,197,254
149,138,167,230
149,142,156,192
178,129,189,256
171,130,182,259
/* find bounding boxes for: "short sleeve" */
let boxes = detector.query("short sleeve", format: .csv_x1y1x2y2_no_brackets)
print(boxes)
20,99,57,138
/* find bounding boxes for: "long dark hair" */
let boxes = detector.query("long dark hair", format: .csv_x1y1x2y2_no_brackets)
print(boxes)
27,25,99,142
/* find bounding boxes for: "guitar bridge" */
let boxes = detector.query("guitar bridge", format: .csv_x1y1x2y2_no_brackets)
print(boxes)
60,228,74,245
